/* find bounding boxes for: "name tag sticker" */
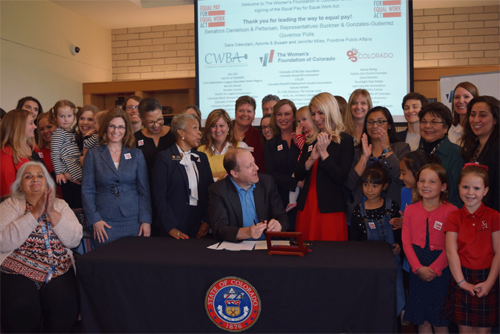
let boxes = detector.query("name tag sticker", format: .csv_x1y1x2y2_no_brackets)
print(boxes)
124,153,132,160
368,222,376,229
433,221,443,230
249,147,254,152
277,144,283,151
308,145,313,152
38,152,44,158
138,139,144,146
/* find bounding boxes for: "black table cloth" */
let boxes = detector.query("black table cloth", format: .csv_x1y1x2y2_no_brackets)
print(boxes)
77,237,397,333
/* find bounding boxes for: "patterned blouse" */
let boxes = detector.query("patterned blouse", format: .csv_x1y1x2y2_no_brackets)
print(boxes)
0,202,72,288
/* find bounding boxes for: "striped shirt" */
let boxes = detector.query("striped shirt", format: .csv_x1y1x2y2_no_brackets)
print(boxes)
83,134,99,150
51,127,82,181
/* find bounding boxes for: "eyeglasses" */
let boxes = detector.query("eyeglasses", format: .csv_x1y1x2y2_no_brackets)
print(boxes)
108,125,126,130
261,126,270,130
126,105,138,111
366,119,389,126
421,120,444,126
146,119,164,127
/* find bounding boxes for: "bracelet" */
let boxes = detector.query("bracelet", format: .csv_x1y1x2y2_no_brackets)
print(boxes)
457,279,466,286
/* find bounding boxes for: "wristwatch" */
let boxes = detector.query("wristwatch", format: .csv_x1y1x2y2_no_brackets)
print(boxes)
382,146,393,154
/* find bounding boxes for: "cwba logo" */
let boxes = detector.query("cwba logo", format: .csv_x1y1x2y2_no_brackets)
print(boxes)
260,50,274,66
205,53,248,64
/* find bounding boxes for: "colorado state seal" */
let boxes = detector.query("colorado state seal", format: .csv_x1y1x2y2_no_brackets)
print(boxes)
205,277,261,332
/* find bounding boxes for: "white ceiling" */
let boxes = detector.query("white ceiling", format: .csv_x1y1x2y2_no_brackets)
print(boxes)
49,0,500,30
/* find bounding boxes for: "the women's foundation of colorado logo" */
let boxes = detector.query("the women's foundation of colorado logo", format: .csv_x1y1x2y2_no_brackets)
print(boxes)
205,277,261,332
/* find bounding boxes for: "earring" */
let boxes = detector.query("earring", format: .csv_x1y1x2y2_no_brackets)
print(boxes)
182,137,185,140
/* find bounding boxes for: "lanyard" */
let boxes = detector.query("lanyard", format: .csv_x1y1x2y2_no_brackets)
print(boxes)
40,216,56,283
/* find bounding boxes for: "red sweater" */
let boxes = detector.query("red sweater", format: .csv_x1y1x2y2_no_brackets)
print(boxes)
0,146,40,197
402,201,458,276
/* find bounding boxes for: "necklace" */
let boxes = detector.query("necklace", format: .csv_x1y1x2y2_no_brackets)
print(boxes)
109,146,122,155
234,131,244,142
470,147,481,162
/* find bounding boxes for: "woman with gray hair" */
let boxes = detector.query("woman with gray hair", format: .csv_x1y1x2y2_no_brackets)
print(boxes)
0,161,82,333
152,113,214,239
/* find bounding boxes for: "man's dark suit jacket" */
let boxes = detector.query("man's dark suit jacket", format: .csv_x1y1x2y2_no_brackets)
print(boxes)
208,173,288,242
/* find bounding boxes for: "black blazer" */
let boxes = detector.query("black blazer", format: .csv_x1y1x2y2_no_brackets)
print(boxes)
397,129,408,142
152,145,214,236
294,132,354,213
475,133,499,211
208,174,288,242
397,129,424,148
264,136,300,207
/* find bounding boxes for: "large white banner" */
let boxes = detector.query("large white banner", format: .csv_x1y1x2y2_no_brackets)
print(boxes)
196,0,412,121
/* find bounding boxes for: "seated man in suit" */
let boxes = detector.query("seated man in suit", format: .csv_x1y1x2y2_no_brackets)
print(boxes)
209,148,288,242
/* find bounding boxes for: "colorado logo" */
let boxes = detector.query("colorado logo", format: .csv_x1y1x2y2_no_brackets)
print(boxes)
205,277,261,332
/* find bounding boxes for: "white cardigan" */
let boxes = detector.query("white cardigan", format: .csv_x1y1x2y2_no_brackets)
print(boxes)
0,197,83,267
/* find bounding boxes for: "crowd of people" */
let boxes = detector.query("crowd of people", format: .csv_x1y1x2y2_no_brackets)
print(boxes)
0,83,498,333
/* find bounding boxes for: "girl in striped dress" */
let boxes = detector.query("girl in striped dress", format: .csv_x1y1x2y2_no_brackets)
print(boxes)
50,100,82,208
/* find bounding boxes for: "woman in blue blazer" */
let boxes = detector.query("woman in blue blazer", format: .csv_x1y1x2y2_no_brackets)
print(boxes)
152,113,214,239
82,109,152,248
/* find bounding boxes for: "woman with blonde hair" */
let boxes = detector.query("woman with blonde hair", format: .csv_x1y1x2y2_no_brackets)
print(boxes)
344,89,373,146
198,109,248,181
0,109,41,197
294,92,354,241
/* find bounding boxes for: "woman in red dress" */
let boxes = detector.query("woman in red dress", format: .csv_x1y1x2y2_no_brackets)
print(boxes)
294,93,354,241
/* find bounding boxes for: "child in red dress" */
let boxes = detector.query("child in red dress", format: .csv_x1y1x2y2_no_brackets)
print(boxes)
442,164,499,332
